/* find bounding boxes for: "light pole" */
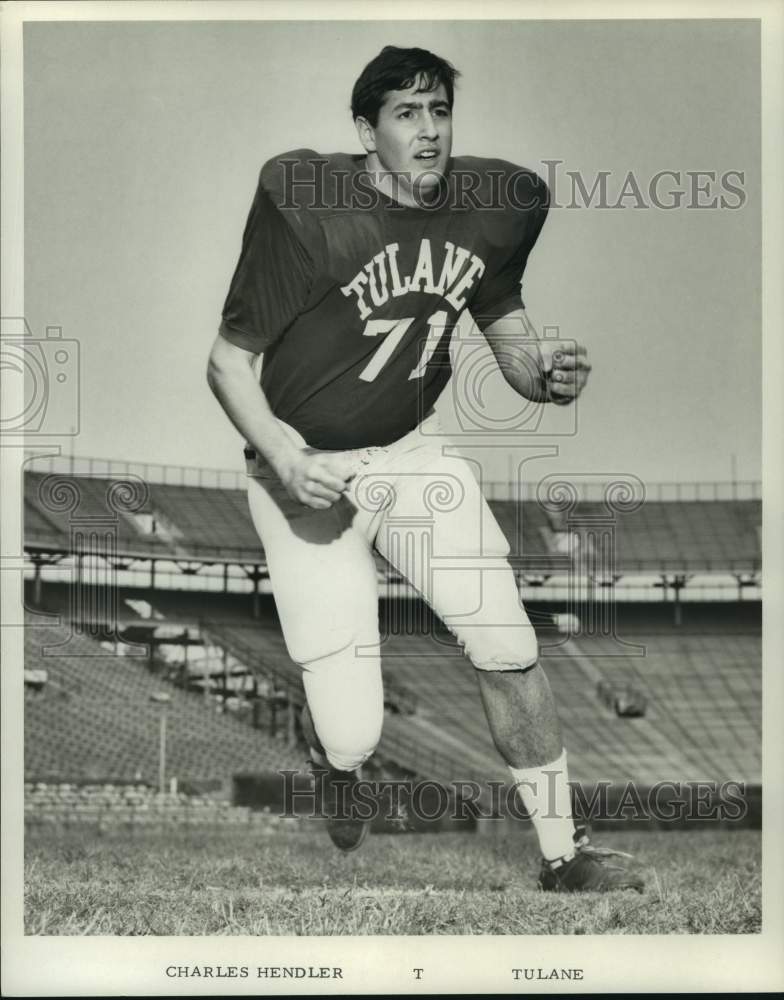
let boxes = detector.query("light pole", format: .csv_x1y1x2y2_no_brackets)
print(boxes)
150,691,171,794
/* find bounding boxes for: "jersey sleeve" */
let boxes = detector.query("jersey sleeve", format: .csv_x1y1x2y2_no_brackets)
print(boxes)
220,174,314,354
469,173,549,332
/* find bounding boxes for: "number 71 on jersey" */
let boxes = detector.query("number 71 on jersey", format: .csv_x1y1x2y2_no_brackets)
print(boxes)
358,311,449,382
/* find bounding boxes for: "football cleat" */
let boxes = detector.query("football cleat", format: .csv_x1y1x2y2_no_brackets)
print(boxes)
538,826,645,893
308,758,371,854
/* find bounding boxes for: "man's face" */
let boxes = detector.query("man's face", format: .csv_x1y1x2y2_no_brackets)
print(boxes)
360,79,453,198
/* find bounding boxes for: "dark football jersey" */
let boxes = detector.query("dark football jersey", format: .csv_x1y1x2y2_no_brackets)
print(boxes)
221,150,549,449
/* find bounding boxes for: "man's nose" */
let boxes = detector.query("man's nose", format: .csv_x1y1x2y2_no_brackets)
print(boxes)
418,113,439,140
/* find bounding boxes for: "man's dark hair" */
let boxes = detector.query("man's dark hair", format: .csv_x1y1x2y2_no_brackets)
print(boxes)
351,46,460,126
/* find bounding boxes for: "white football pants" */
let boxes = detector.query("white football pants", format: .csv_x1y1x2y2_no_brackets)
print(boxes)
246,411,538,772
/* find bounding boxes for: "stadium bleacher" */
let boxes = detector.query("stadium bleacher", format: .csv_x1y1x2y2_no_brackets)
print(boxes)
148,482,262,554
23,615,302,787
488,500,563,566
21,466,763,812
24,471,172,558
376,604,762,786
24,497,65,544
23,579,762,791
549,630,761,783
23,469,762,573
542,499,761,573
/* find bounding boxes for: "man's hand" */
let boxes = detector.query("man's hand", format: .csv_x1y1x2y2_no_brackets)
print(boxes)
482,310,592,405
206,333,355,511
541,342,592,405
278,449,355,510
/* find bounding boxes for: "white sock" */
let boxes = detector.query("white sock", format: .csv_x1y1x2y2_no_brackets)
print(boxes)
508,748,577,861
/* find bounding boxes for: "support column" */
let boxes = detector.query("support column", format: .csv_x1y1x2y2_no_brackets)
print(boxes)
671,574,688,626
33,559,42,606
287,696,297,748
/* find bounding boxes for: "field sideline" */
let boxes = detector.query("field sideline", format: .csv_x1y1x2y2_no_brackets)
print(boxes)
24,827,760,935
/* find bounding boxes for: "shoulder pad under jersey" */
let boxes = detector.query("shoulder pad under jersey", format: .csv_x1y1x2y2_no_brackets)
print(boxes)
261,149,360,212
258,149,361,256
450,155,549,246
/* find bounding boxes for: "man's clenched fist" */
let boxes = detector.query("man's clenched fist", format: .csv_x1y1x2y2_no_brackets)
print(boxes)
280,449,355,509
541,342,592,404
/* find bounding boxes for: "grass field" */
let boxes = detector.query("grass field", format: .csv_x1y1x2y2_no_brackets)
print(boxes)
24,826,761,935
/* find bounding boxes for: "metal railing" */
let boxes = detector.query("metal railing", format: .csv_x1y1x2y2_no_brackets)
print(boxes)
25,453,761,503
199,620,302,703
22,529,761,577
483,479,761,502
25,453,248,490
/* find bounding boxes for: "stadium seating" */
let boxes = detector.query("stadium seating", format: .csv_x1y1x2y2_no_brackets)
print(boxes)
488,500,560,563
543,499,761,572
380,602,760,785
148,483,263,558
24,616,302,785
24,498,65,545
541,629,761,784
24,471,172,557
21,464,762,795
194,602,420,714
375,625,505,782
24,585,761,789
23,470,761,573
375,613,654,785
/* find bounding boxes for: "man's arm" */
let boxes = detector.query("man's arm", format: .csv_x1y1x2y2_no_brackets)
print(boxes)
206,333,352,509
482,308,591,406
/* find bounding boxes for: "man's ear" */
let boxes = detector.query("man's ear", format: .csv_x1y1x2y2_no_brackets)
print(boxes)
355,116,376,154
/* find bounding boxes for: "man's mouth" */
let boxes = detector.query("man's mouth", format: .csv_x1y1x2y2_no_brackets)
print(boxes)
414,149,440,162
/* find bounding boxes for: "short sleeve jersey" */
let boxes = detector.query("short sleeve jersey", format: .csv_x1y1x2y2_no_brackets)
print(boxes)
221,150,549,449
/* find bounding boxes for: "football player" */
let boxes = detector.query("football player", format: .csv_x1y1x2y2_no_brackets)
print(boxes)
207,45,643,892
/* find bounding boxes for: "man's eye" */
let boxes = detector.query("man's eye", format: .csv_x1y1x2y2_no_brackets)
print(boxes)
398,111,413,120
